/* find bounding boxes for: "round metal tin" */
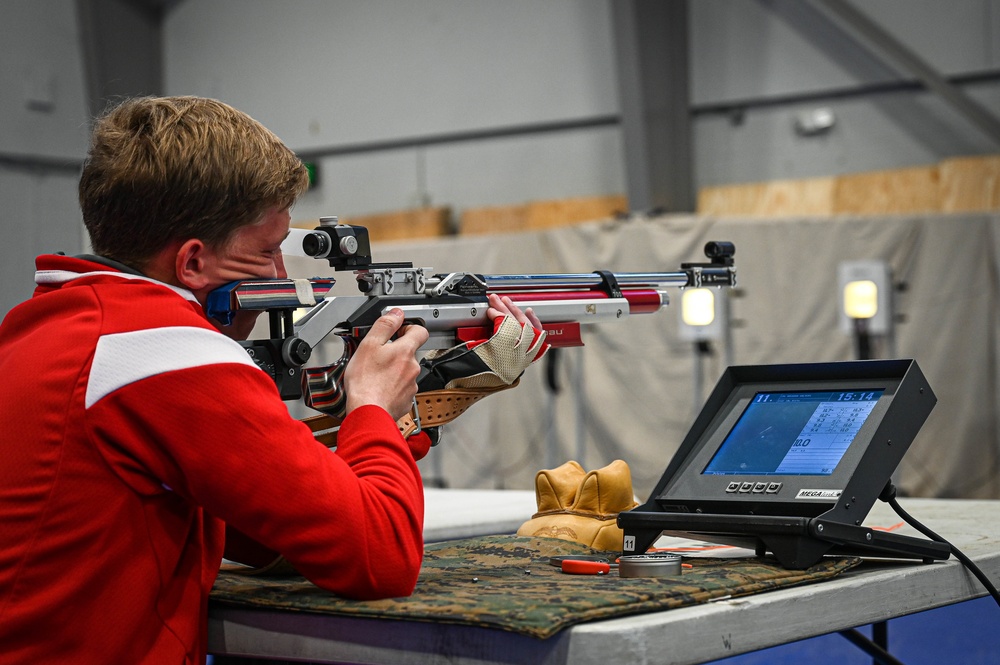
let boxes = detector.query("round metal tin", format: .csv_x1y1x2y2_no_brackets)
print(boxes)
618,552,683,578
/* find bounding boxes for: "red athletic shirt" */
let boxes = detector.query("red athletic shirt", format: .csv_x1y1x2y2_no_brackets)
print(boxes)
0,255,427,663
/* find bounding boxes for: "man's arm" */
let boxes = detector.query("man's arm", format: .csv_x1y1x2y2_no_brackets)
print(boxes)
87,319,427,599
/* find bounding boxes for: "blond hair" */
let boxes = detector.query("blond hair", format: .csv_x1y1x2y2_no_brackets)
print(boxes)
79,96,309,268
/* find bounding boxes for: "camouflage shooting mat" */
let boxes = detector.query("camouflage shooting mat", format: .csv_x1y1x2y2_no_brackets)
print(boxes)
210,535,861,639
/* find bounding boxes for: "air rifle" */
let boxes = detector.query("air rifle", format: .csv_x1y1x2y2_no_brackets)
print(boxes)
207,216,737,401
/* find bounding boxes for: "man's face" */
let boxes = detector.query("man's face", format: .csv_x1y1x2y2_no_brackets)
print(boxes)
204,207,291,339
210,207,291,284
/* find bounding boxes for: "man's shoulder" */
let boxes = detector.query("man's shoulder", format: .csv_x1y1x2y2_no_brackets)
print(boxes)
34,254,207,326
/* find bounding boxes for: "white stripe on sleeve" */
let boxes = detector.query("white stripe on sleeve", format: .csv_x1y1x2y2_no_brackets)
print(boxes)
86,326,260,408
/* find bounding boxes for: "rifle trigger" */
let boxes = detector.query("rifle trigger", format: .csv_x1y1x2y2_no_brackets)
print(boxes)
410,397,422,435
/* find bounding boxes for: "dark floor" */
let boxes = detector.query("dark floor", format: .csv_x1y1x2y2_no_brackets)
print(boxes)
706,595,1000,664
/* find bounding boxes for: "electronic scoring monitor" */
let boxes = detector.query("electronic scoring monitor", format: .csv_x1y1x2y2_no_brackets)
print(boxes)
702,389,884,477
618,360,951,568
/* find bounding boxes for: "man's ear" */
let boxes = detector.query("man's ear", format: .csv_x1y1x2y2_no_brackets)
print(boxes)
175,238,213,291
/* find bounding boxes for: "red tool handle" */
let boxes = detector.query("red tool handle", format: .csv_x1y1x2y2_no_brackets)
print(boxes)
561,559,611,575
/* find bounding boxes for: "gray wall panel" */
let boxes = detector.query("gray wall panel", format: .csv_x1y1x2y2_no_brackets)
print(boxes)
691,0,870,104
0,170,84,316
0,0,89,316
163,0,618,149
0,0,90,157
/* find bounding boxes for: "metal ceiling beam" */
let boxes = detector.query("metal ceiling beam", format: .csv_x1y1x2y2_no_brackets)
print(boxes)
611,0,693,214
811,0,1000,147
759,0,1000,151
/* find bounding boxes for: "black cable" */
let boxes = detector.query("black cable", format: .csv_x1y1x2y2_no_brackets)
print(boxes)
879,483,1000,609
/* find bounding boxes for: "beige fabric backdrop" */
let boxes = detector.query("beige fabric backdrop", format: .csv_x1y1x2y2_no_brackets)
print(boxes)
283,212,1000,501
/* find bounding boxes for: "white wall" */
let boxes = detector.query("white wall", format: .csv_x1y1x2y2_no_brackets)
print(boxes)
158,0,1000,226
0,0,91,159
163,0,624,222
0,0,91,315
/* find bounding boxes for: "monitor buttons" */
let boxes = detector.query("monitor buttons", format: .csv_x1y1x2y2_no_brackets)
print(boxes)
726,481,781,495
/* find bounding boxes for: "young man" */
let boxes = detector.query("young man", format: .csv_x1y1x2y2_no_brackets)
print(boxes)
0,96,538,663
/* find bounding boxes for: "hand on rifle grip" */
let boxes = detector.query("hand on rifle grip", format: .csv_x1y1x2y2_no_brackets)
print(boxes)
342,309,428,421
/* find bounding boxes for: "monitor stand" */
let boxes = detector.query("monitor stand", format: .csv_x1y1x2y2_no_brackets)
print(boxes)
619,503,951,569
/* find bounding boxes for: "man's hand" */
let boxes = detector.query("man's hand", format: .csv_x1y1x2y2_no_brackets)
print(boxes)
416,294,548,392
343,309,429,420
486,293,542,330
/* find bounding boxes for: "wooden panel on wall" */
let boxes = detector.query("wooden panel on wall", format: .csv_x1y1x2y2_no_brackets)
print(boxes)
458,204,528,236
831,165,941,215
294,207,453,244
697,155,1000,217
459,194,627,235
940,155,1000,213
697,178,835,217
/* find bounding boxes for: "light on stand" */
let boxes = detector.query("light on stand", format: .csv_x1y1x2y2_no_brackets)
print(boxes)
679,288,729,416
682,288,716,327
843,280,879,320
838,261,893,361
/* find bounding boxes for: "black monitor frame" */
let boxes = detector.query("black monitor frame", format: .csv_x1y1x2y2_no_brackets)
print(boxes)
618,360,951,569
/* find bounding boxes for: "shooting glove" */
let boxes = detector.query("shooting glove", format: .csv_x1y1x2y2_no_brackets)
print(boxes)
392,315,547,438
417,314,548,391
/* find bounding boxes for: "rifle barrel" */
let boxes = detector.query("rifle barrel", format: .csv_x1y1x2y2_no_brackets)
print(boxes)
481,269,732,291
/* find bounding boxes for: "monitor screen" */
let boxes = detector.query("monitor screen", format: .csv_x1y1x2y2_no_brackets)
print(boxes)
702,390,884,476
